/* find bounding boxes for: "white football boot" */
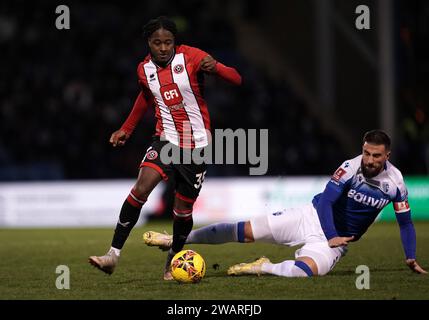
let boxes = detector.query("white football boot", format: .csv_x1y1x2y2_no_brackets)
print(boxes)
163,251,175,281
227,256,271,276
143,231,172,251
163,266,174,281
88,249,119,275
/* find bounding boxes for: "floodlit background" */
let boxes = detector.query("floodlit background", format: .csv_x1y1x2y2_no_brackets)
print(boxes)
0,0,428,227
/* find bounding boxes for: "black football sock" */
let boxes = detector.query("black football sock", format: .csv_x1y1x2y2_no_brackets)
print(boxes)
111,190,146,249
171,215,194,253
165,249,176,271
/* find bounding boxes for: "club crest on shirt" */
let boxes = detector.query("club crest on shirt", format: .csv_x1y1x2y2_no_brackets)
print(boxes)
382,182,390,193
173,64,184,74
146,150,158,160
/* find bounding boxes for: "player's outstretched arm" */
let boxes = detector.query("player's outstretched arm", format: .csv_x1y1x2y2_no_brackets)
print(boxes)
199,55,242,85
406,259,427,274
110,91,148,147
199,55,217,73
315,183,344,246
395,208,427,274
328,236,354,248
110,129,130,147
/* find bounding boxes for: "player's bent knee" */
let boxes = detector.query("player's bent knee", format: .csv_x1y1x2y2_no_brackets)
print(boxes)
296,257,319,276
133,167,163,198
133,184,153,200
174,198,194,211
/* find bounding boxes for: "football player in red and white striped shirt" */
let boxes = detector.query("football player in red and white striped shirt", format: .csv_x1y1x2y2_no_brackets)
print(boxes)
89,16,242,279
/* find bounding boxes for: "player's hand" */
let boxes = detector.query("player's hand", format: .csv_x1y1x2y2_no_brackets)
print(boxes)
110,129,129,147
406,259,427,274
200,55,217,73
328,236,354,248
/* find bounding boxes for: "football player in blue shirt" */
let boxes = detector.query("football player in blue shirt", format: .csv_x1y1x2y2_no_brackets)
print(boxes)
144,130,426,277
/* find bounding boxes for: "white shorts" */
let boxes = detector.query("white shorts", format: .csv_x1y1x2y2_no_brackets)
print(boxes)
250,204,347,275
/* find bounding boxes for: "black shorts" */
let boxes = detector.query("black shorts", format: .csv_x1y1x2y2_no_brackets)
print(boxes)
140,138,207,201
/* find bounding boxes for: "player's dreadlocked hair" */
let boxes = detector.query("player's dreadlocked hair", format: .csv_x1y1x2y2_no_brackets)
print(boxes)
142,16,178,40
363,129,391,150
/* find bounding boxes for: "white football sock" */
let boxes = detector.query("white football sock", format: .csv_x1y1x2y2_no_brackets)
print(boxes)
186,223,238,244
109,247,121,256
261,260,311,277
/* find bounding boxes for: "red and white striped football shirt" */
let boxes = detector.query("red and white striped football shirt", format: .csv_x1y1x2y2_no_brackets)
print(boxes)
138,45,212,148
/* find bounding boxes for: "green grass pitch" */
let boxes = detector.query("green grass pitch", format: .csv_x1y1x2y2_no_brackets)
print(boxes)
1,221,428,300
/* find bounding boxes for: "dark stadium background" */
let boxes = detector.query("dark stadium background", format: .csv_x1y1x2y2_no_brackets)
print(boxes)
1,0,429,305
0,0,427,180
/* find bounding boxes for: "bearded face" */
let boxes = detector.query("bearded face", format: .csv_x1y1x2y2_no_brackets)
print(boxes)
361,142,390,178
